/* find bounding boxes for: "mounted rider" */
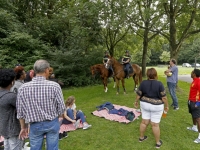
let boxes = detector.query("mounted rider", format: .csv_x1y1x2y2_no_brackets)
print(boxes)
122,50,131,79
103,51,114,76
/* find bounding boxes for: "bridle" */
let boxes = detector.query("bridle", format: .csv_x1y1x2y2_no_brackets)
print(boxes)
105,59,111,69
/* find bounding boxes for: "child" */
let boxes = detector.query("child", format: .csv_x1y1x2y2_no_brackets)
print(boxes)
62,96,92,130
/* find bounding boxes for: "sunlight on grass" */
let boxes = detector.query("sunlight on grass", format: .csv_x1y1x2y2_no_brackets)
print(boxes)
59,67,196,150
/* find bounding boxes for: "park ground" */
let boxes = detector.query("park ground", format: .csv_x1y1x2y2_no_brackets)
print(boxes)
18,66,195,150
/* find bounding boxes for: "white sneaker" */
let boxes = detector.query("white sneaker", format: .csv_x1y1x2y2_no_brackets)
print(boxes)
136,109,141,113
22,142,30,150
83,124,92,130
74,120,80,129
187,127,198,132
194,138,200,143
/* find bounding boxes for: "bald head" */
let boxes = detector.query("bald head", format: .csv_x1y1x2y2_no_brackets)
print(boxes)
34,60,50,74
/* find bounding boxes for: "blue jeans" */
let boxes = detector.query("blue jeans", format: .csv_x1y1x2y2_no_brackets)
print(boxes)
29,117,59,150
62,109,86,124
167,82,178,107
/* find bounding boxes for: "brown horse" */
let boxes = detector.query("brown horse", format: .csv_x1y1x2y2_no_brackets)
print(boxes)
90,64,116,92
105,57,142,94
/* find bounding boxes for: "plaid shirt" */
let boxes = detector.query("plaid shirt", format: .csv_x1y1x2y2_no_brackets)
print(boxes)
17,76,65,123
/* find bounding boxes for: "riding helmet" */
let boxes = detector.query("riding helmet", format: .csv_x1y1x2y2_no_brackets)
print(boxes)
104,51,109,54
125,50,129,53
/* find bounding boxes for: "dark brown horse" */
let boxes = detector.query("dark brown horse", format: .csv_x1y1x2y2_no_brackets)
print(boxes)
90,64,116,92
105,57,142,94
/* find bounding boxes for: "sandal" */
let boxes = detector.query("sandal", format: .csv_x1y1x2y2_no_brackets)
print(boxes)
156,140,163,149
139,136,148,142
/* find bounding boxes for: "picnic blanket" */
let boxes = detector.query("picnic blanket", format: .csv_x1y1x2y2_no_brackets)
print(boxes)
59,118,84,133
92,104,141,123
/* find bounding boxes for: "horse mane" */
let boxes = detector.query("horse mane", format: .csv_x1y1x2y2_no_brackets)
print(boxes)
109,57,122,66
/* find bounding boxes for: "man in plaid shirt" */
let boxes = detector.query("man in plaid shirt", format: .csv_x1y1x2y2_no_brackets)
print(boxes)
17,59,65,150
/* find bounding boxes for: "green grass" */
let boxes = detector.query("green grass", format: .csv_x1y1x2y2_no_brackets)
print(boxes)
149,66,193,76
57,66,197,150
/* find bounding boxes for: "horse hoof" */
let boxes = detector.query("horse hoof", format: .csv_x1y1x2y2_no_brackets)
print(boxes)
116,92,119,95
124,92,126,94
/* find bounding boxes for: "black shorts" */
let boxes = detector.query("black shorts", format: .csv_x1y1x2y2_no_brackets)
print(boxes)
188,100,200,118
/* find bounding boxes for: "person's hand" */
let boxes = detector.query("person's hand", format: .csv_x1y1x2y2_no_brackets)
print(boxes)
72,120,76,123
134,101,139,108
164,106,169,112
19,128,28,140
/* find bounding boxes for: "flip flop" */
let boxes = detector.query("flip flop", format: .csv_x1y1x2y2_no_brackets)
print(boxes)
139,136,148,142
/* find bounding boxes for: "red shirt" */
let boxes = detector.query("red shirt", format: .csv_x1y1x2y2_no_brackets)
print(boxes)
189,78,200,102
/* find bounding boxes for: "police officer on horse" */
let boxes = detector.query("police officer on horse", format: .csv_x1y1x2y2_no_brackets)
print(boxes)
103,51,114,76
122,50,131,79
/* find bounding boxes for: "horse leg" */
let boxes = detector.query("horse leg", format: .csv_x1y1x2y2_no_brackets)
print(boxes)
113,77,116,88
121,79,126,94
104,77,108,92
116,79,120,95
133,75,138,91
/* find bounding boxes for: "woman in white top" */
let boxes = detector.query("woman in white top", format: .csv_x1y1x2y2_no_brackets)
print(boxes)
62,96,92,130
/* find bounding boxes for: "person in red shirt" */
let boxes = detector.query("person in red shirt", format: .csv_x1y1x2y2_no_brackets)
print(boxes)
187,69,200,143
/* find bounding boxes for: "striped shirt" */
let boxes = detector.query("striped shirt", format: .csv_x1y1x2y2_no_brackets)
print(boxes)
17,76,65,123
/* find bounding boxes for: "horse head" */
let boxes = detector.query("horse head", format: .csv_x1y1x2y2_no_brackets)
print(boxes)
105,57,114,69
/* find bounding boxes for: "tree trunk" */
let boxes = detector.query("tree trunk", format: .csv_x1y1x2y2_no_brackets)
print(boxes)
142,28,149,77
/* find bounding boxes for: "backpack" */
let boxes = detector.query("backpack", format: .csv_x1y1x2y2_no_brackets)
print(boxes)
125,111,135,121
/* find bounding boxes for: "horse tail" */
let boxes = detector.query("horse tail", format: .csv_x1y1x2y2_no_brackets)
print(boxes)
139,67,142,84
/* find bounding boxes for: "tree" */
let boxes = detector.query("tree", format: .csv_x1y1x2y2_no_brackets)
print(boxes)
159,51,170,64
99,0,132,56
128,0,164,76
161,0,200,60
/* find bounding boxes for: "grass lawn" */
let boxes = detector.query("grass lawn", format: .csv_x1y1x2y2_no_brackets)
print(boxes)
58,66,197,150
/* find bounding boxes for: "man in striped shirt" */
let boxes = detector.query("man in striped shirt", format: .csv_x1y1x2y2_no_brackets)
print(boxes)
17,59,66,150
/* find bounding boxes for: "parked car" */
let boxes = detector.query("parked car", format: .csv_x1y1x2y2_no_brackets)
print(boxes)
182,63,191,67
191,63,200,68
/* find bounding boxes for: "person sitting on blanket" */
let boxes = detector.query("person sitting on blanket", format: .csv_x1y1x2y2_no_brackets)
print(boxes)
62,96,92,130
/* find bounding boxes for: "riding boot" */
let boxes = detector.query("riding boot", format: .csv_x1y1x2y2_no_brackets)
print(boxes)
112,71,115,77
126,70,129,79
110,68,115,77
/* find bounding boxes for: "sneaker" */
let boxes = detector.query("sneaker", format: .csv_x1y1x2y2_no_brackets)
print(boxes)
22,142,30,150
83,124,92,130
62,131,68,138
139,136,148,142
174,107,179,110
59,133,63,140
194,138,200,143
155,140,163,148
187,127,198,132
74,119,80,129
136,109,141,113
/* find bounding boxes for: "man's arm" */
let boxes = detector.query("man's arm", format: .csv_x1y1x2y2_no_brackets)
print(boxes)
19,119,28,140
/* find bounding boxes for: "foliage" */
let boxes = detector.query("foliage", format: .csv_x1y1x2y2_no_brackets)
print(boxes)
48,49,103,86
159,51,170,64
0,6,49,70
